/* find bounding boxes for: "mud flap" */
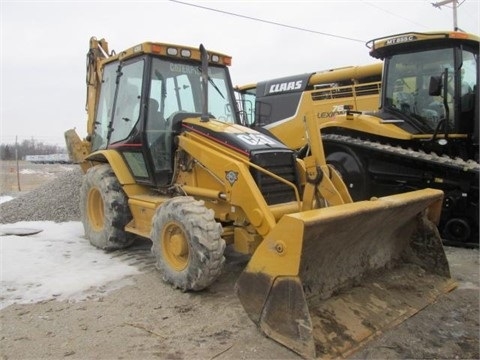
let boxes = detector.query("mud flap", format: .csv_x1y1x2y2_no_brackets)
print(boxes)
236,188,455,359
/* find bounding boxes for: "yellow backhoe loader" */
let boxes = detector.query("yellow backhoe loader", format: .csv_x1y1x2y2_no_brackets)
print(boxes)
65,37,455,359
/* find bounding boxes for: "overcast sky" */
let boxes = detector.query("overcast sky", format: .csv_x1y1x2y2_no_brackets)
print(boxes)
1,0,479,146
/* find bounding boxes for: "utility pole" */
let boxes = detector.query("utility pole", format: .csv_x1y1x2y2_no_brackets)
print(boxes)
432,0,461,31
432,0,459,31
15,135,21,191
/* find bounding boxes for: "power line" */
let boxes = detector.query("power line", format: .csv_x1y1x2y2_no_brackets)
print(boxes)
361,1,429,29
432,0,466,9
167,0,366,43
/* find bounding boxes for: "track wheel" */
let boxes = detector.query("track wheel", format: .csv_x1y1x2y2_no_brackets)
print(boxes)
443,218,471,244
151,197,226,291
80,164,135,251
325,143,368,201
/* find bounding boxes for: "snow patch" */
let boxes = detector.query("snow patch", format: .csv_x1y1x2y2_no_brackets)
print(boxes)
0,196,14,204
0,221,142,309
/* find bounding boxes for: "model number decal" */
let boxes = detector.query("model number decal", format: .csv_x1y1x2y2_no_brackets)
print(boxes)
318,105,347,118
385,35,417,45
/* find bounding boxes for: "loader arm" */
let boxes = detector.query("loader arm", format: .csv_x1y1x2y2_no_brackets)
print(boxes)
301,113,352,210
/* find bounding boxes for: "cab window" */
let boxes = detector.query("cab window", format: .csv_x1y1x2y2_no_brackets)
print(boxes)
110,60,144,144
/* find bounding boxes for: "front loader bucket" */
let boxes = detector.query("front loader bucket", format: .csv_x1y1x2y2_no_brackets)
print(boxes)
235,188,456,359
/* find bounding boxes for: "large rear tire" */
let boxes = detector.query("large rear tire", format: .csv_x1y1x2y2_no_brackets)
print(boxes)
151,197,225,291
80,164,135,251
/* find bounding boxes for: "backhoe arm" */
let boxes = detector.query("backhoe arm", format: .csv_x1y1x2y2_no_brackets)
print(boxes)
66,37,110,165
86,37,109,136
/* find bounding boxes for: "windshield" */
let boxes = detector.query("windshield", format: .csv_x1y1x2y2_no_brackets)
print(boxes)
149,58,237,123
384,47,477,132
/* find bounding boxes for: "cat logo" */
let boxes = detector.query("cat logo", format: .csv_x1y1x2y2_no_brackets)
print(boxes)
237,134,277,146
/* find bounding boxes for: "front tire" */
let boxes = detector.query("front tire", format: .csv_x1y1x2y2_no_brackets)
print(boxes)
80,164,135,251
151,197,225,291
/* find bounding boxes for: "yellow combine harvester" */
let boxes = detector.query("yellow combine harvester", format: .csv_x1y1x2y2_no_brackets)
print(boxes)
65,37,455,359
236,62,382,150
236,31,479,248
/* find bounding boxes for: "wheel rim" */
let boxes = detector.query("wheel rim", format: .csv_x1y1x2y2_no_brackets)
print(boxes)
326,146,367,201
87,187,104,231
444,218,471,243
162,222,189,271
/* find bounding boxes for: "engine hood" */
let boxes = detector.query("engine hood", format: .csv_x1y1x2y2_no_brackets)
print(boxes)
181,118,291,157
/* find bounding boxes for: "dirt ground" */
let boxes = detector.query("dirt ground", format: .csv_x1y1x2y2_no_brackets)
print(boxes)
1,162,479,359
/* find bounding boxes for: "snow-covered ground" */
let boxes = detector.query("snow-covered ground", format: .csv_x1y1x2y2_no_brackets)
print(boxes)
0,221,142,310
0,171,141,310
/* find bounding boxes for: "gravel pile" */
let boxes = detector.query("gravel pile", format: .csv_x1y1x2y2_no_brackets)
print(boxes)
0,168,83,224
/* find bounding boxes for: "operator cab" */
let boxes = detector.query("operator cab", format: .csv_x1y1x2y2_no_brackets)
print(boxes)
369,32,479,160
89,44,240,187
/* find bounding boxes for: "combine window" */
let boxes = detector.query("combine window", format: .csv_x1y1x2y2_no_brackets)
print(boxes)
383,46,478,133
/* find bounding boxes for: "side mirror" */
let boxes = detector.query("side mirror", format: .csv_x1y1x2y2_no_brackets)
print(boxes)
429,75,443,96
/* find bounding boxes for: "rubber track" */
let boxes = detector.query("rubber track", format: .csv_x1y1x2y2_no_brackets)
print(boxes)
322,134,480,173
